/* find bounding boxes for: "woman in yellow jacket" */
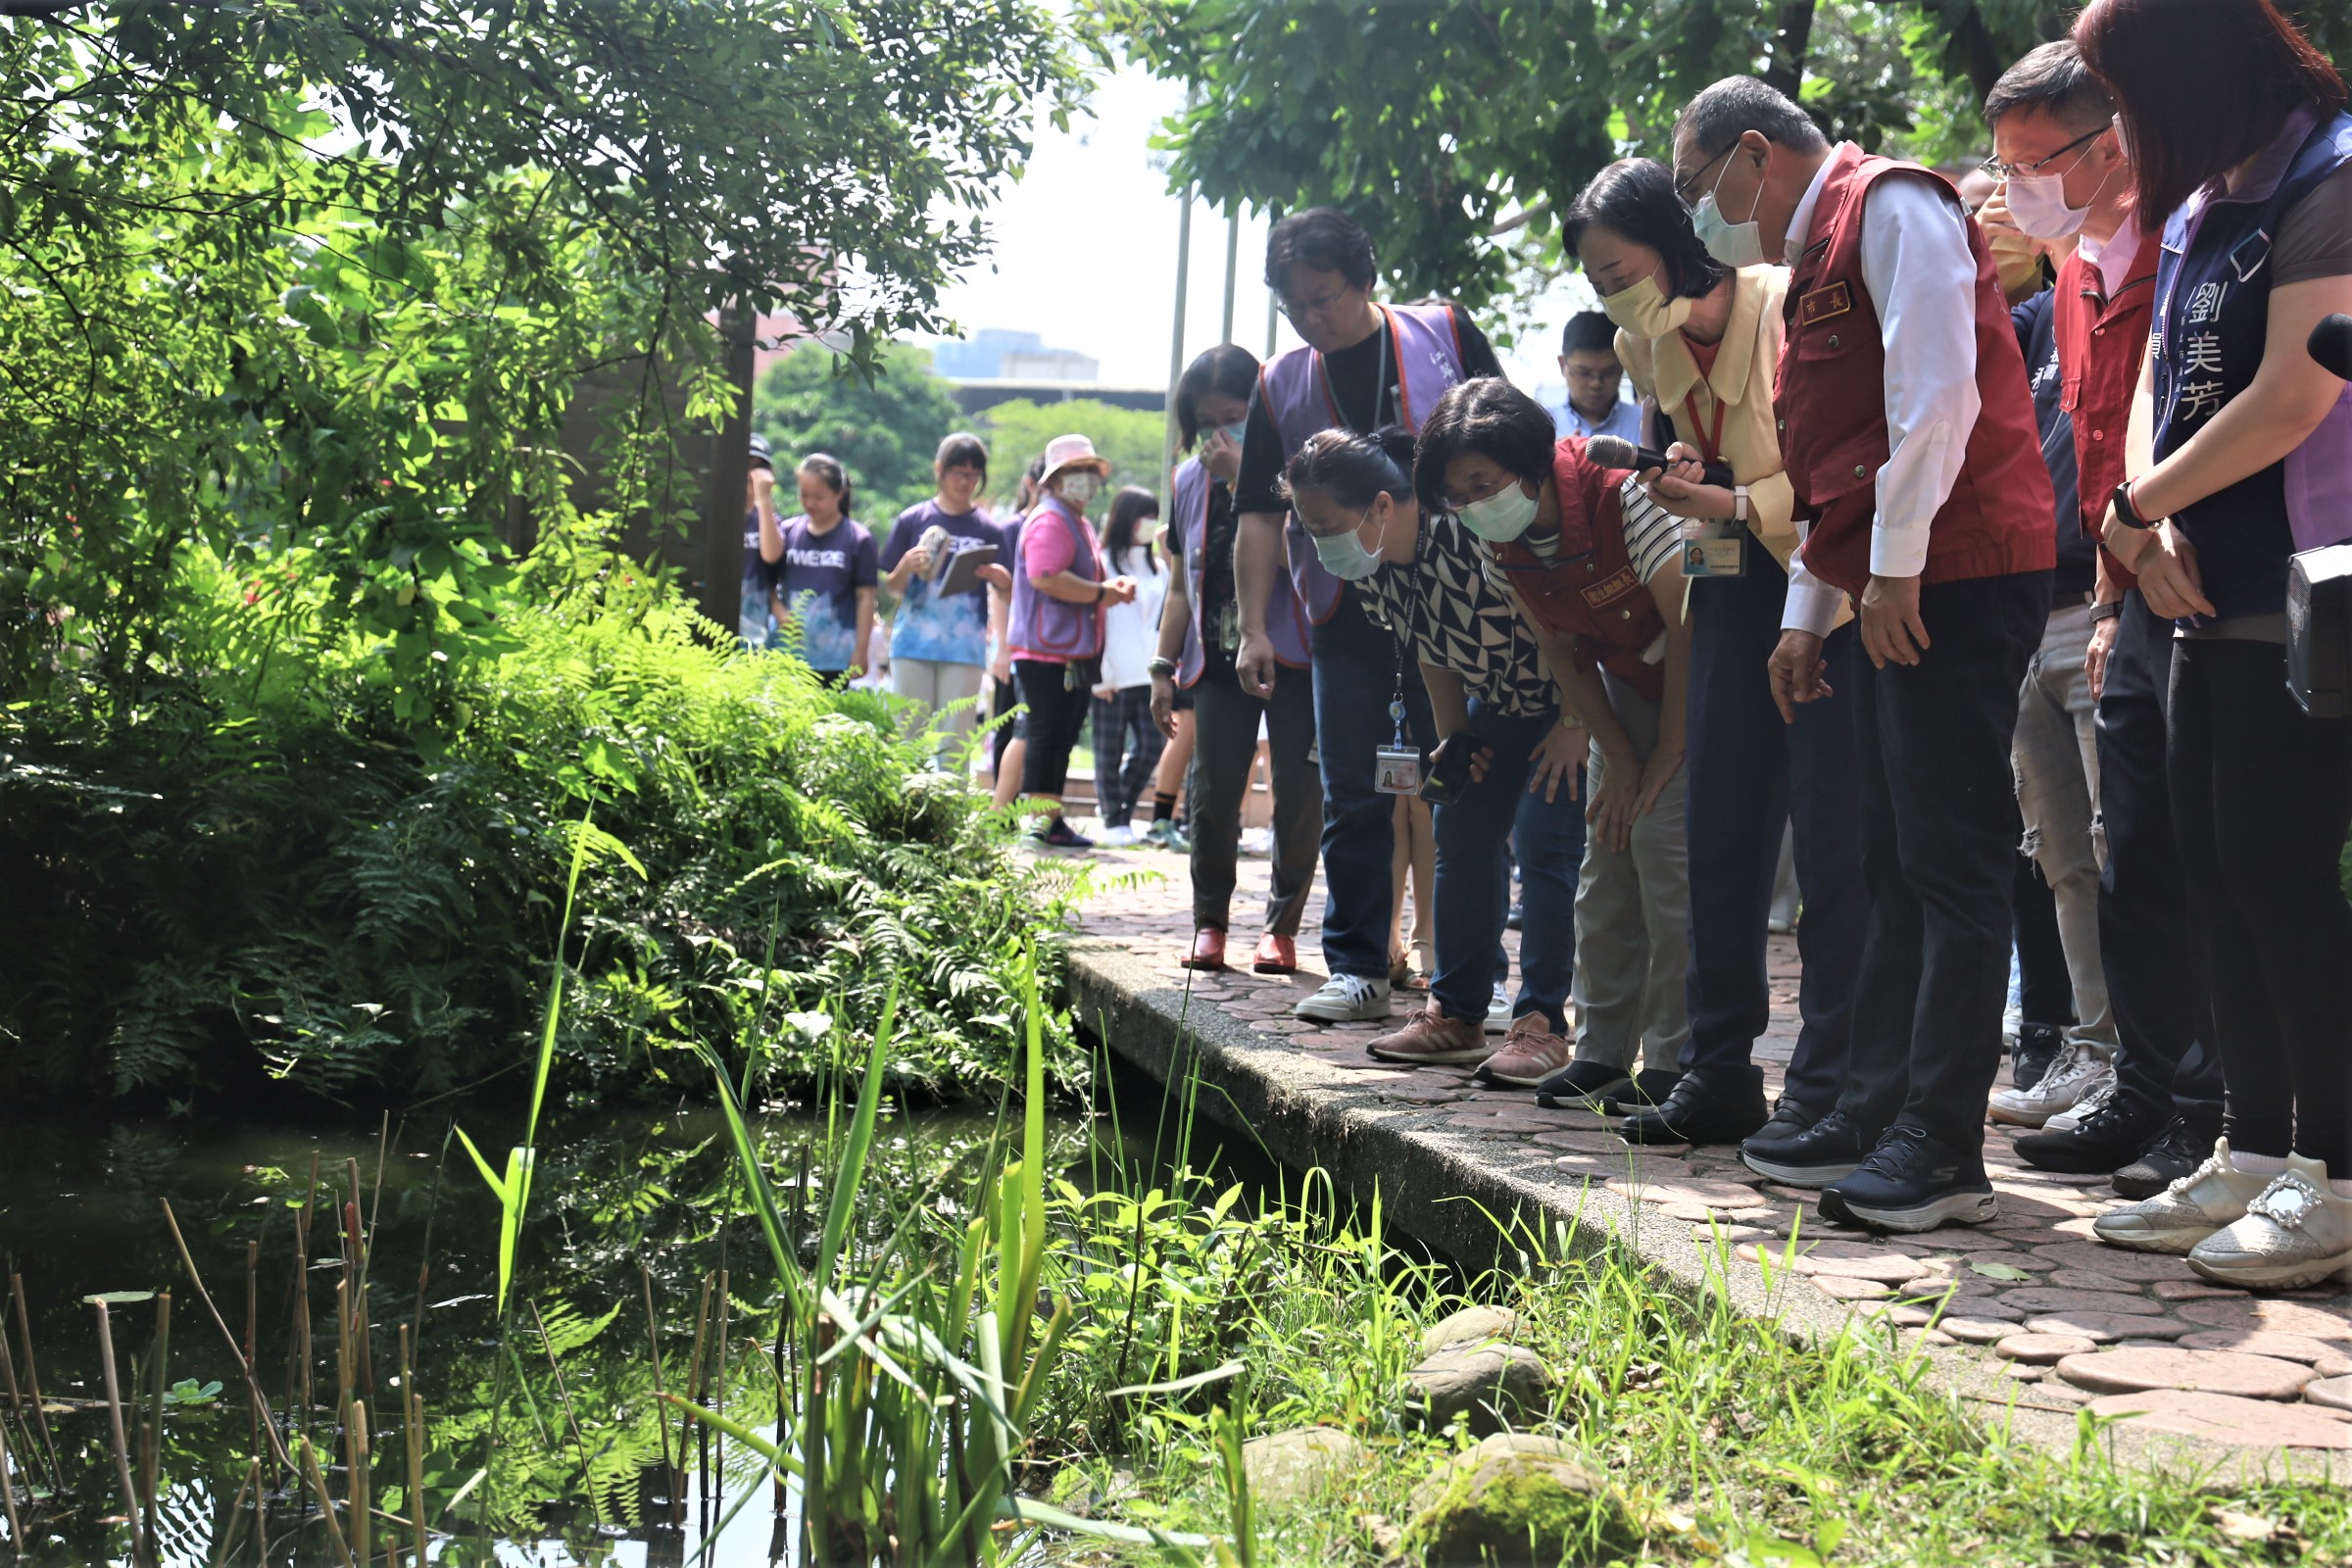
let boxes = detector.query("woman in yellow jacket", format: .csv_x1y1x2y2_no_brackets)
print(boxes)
1563,157,1867,1154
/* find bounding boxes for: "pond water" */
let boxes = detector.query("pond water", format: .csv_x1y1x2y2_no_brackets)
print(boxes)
0,1082,1247,1568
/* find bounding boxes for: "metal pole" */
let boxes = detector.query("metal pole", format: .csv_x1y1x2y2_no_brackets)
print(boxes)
1221,209,1240,345
1165,182,1194,506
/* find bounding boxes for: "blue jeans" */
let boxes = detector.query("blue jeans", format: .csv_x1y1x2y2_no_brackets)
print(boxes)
1311,598,1435,980
1433,703,1583,1029
1681,559,1866,1111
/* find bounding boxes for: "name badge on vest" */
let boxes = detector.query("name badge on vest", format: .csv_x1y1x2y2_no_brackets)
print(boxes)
1374,745,1424,796
1798,281,1852,325
1680,517,1748,577
1581,564,1642,608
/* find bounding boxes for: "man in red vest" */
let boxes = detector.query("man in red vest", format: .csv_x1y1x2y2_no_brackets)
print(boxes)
1672,76,2057,1231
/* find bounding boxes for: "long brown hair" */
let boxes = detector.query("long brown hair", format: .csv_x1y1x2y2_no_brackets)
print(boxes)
2075,0,2345,221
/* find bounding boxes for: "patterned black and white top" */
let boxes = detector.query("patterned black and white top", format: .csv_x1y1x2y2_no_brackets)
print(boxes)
1360,513,1560,717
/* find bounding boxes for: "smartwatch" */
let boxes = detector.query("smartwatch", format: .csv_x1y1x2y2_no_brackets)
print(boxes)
1148,657,1178,679
2110,480,2156,530
2090,599,2125,623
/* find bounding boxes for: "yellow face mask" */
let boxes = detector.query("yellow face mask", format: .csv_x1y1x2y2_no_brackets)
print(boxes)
1598,270,1694,339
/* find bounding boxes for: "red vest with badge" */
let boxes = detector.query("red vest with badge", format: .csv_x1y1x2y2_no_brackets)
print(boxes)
1482,439,1664,702
1774,146,2055,598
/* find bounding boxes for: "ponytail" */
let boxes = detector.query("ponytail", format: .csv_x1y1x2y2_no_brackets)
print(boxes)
1277,424,1418,513
799,453,853,518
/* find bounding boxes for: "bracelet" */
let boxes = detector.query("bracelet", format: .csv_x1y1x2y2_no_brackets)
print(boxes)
1092,580,1106,604
1733,484,1749,525
1148,656,1178,678
2090,599,2125,623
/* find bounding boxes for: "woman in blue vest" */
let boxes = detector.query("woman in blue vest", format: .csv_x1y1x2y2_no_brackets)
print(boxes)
2079,0,2352,1288
1147,344,1321,972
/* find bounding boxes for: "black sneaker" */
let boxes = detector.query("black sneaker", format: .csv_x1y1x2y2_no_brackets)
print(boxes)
1819,1126,1997,1232
2110,1116,2210,1200
1752,1096,1819,1145
2010,1022,2066,1091
1535,1059,1635,1110
2014,1092,2167,1175
1618,1066,1768,1147
1741,1108,1874,1187
1506,901,1524,931
1033,816,1094,850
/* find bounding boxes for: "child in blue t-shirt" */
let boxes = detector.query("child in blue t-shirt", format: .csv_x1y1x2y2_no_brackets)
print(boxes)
770,453,878,685
880,433,1013,744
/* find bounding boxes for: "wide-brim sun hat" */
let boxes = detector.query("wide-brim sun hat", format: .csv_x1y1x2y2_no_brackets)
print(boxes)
1040,433,1111,486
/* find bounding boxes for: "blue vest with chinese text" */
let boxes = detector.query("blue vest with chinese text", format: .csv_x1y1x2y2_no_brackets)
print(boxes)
2153,109,2352,620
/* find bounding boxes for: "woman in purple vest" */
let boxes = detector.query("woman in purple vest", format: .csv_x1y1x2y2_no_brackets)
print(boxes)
2077,0,2352,1288
1011,434,1136,848
1147,344,1321,974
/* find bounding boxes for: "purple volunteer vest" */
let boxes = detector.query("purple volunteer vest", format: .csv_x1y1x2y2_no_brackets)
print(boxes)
1008,495,1104,659
1173,457,1310,684
1259,304,1470,621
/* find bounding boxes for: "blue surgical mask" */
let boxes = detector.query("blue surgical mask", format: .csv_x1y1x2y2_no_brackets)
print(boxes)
1311,506,1388,580
1219,420,1248,446
1692,149,1769,269
1457,482,1540,542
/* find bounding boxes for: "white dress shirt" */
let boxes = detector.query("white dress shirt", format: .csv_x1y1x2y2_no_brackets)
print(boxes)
1779,146,1984,635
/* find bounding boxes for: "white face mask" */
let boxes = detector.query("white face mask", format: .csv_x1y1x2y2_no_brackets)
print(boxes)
1057,472,1100,506
2005,145,2114,242
1692,147,1769,269
1456,481,1540,543
1599,270,1694,338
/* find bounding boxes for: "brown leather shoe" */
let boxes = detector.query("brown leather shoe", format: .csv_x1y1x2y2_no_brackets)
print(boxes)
1252,933,1297,974
1366,1006,1494,1065
1181,928,1228,970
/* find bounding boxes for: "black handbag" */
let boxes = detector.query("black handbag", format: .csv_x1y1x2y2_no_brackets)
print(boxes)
2286,542,2352,716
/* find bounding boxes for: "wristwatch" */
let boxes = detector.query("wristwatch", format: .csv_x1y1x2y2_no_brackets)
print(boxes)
2090,599,2125,622
2110,480,2156,529
1147,657,1178,679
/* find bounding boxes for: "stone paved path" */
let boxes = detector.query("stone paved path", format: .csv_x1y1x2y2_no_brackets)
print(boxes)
1064,836,2352,1453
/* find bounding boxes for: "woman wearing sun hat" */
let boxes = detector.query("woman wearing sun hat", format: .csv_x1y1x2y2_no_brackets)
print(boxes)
1011,433,1137,848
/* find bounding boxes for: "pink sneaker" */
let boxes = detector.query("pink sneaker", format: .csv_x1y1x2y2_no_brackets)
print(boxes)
1476,1013,1578,1088
1366,1006,1494,1065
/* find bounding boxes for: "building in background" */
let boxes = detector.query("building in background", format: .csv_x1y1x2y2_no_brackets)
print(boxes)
933,326,1161,416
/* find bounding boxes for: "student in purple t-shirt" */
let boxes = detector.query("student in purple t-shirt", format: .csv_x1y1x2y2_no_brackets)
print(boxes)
880,433,1013,750
770,453,878,686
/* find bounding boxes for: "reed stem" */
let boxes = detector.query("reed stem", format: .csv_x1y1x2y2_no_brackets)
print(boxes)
297,1435,357,1568
9,1275,63,1492
0,1400,24,1554
93,1300,152,1568
139,1291,170,1561
399,1326,426,1568
639,1261,676,1490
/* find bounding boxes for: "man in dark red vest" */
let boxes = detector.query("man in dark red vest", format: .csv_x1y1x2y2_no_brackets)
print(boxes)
1672,76,2056,1231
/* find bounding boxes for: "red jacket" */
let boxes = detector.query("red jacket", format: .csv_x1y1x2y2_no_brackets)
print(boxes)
1774,146,2055,598
2054,237,2158,591
1483,439,1665,702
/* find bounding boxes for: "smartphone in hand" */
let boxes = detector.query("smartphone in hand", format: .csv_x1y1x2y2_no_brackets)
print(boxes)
1418,730,1480,806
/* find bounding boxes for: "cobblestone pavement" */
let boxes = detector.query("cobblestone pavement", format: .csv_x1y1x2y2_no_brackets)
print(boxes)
1065,834,2352,1452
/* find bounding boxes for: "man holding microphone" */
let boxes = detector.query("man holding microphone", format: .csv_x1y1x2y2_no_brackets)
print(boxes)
1673,77,2056,1230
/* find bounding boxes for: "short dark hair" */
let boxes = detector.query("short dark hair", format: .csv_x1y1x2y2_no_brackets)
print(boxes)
1675,75,1830,161
1984,41,2114,133
1278,426,1417,518
936,431,988,477
1101,485,1161,562
1559,311,1618,358
1265,207,1376,297
2077,0,2345,221
798,452,852,517
1174,343,1261,450
1562,158,1732,304
1411,378,1556,516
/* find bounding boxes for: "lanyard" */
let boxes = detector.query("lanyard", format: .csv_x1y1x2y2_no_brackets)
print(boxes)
1681,385,1729,467
1314,309,1395,435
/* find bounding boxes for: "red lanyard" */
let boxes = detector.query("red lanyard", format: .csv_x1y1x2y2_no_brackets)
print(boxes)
1681,385,1728,468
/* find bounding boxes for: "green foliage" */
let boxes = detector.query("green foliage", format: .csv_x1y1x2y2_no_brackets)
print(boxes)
981,398,1172,499
754,342,970,525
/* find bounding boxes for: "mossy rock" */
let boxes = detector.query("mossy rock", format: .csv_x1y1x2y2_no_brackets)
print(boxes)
1242,1426,1370,1506
1403,1434,1641,1566
1421,1304,1522,1357
1404,1344,1550,1435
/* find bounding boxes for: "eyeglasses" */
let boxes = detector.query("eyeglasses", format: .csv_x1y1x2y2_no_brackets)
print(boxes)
1674,141,1733,207
1980,124,2104,181
1278,281,1354,320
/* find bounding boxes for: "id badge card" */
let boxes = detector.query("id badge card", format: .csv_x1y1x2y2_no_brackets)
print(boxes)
1374,745,1423,796
1680,517,1747,578
1215,603,1241,655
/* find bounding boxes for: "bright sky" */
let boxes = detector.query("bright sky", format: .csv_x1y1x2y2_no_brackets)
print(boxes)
927,63,1593,406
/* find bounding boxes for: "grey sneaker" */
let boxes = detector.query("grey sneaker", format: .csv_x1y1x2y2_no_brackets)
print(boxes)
2187,1158,2352,1290
2042,1072,2118,1134
1294,973,1393,1023
2092,1137,2269,1254
1986,1041,2113,1128
1485,983,1512,1034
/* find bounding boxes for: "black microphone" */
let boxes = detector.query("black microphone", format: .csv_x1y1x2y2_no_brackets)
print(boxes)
1585,434,1738,490
2309,313,2352,380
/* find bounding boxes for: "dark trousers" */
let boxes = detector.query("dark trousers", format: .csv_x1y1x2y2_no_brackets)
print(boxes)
1310,599,1435,981
1187,662,1320,936
2012,849,2075,1027
2169,635,2352,1166
2099,592,2224,1130
1839,570,2050,1153
1089,686,1165,828
991,674,1021,776
1431,704,1584,1031
1014,659,1091,799
1681,559,1866,1111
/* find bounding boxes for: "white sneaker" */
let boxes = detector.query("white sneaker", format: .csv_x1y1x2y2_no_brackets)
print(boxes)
1986,1041,2113,1128
1096,823,1135,847
2044,1073,2118,1134
2093,1137,2269,1254
2188,1155,2352,1290
1485,984,1512,1034
1294,974,1393,1023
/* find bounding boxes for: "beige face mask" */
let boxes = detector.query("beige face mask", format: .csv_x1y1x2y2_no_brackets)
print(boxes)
1599,270,1694,338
